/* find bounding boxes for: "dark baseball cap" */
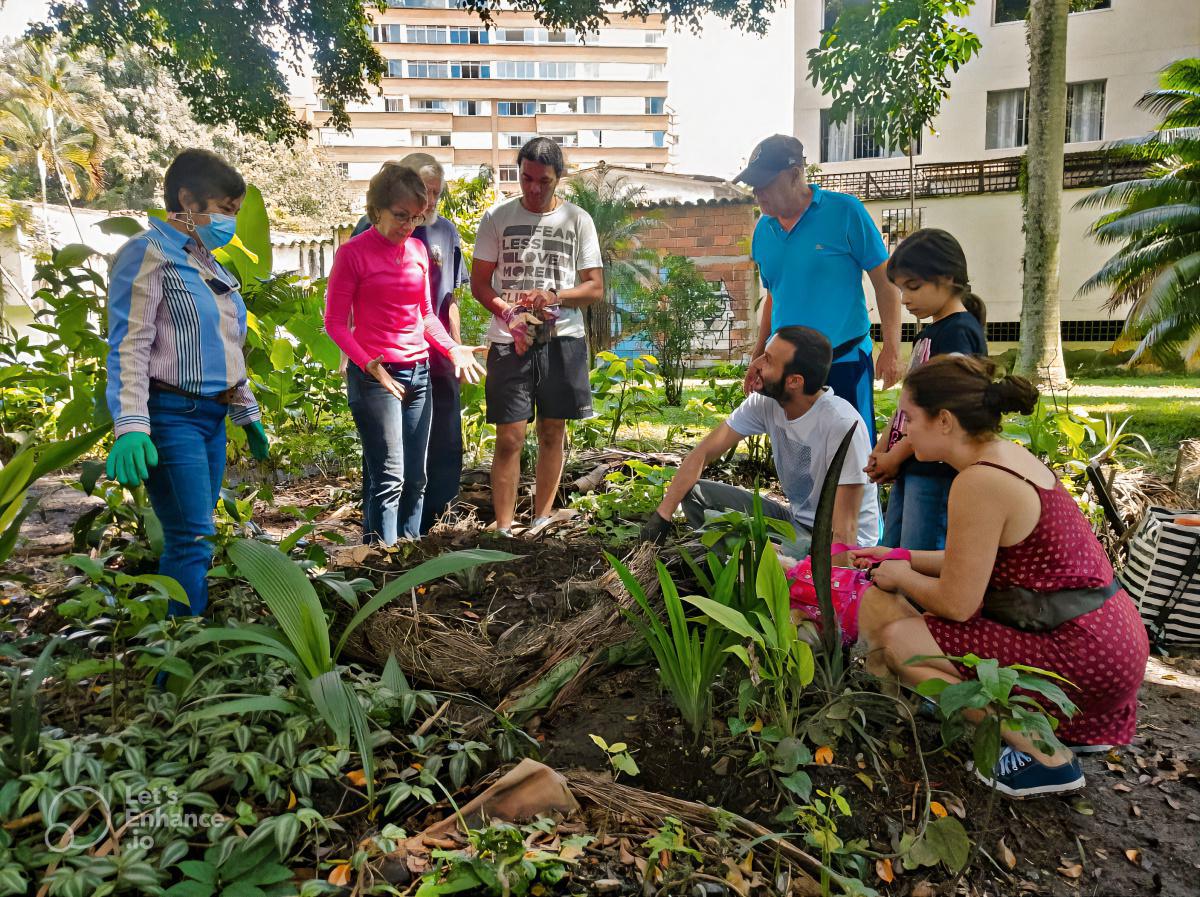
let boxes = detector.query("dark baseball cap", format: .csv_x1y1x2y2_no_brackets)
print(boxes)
735,134,806,188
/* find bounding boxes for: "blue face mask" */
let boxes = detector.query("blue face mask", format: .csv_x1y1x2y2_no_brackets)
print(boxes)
194,213,238,250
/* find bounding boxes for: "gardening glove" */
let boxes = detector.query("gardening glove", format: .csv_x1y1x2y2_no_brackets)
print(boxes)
640,511,674,545
106,432,159,487
243,420,270,461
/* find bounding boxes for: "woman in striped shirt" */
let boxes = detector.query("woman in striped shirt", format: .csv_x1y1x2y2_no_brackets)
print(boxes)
105,149,268,616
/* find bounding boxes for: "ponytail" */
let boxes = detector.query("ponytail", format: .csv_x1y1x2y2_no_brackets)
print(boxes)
963,292,987,327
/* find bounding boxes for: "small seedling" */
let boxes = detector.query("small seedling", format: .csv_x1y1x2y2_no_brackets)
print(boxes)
589,733,640,780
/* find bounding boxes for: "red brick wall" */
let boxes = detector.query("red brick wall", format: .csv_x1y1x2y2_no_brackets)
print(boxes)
631,199,760,361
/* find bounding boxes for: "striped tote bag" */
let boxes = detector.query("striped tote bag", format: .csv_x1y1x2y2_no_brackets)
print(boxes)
1118,506,1200,648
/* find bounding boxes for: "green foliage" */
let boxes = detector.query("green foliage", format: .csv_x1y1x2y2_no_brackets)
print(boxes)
588,733,640,780
1003,398,1151,473
643,815,700,868
809,1,982,196
685,548,816,741
164,840,293,897
458,381,496,468
1077,58,1200,368
914,653,1078,777
627,256,724,406
417,819,590,897
569,460,671,544
185,540,515,801
609,554,739,742
0,425,110,563
574,352,663,449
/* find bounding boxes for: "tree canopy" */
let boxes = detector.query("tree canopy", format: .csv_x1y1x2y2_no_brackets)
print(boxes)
34,1,782,142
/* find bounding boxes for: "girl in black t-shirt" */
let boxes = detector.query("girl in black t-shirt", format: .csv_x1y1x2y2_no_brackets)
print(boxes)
865,229,988,549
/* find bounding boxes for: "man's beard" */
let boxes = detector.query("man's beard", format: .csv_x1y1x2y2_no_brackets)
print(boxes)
757,373,789,404
416,208,438,227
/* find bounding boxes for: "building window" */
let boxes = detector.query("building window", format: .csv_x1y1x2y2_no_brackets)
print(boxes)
372,24,404,42
547,133,578,147
387,0,446,7
537,99,576,114
384,97,404,112
450,26,488,44
538,62,576,80
881,207,923,250
420,132,451,147
495,61,535,79
315,94,332,111
455,99,482,116
451,62,489,79
1066,80,1105,143
651,131,666,148
645,97,664,115
411,99,450,112
387,60,405,78
645,30,664,44
985,87,1029,149
405,25,447,43
582,96,600,114
505,133,536,148
496,27,533,42
335,162,349,179
546,29,575,43
821,109,915,161
994,0,1110,23
498,101,536,116
499,164,519,183
408,61,450,79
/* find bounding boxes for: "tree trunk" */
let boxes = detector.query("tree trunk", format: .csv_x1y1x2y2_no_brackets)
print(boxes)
1017,0,1069,384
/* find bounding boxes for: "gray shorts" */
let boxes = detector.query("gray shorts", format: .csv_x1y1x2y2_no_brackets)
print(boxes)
485,336,593,424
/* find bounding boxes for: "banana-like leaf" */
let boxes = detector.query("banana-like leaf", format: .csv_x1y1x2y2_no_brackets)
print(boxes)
228,539,331,679
334,549,516,659
681,595,759,642
214,185,272,285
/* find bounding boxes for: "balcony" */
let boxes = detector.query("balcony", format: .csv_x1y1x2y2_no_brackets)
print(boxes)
323,110,452,128
538,112,668,130
383,44,667,64
390,78,668,99
813,151,1148,201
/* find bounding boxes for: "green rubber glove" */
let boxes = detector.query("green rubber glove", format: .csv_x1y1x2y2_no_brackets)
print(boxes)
106,432,159,487
244,420,270,461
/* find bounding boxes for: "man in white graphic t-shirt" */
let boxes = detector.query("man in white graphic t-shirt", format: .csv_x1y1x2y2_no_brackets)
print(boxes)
641,326,879,560
471,137,604,536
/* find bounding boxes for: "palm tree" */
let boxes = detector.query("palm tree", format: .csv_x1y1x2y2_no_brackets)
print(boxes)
1077,58,1200,368
562,167,660,356
0,42,110,205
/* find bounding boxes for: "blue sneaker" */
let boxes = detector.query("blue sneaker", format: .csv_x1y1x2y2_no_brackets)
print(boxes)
974,746,1086,798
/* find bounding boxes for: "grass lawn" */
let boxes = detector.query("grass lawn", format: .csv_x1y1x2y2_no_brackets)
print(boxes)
640,372,1199,476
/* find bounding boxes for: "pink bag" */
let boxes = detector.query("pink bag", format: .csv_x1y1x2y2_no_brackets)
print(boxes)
785,543,910,645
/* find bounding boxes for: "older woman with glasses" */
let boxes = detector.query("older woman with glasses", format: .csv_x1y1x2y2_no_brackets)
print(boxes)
325,164,484,544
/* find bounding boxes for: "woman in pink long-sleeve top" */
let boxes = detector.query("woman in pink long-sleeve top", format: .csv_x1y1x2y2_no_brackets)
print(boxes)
325,164,483,544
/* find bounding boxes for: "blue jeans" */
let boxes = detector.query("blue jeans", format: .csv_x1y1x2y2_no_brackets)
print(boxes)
420,371,463,534
144,391,227,616
826,348,877,443
348,361,432,545
882,472,952,550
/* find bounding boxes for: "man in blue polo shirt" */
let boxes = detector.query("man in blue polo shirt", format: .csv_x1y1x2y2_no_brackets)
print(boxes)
736,134,901,440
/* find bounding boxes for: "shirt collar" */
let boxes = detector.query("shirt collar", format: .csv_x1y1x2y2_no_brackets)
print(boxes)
147,216,193,250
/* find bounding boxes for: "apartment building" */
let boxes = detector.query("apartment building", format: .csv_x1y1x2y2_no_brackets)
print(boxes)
793,0,1200,342
299,0,671,195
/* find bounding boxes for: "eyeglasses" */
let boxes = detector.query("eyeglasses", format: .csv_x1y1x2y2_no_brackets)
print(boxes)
384,207,419,227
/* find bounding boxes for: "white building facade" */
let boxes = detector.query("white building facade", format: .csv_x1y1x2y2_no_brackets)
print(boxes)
793,0,1200,342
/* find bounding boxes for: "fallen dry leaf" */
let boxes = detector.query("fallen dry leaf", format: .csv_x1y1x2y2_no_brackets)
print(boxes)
618,840,637,866
855,772,874,792
345,769,368,787
875,858,894,883
287,790,297,810
724,859,750,897
1131,804,1142,818
814,746,834,766
930,801,947,818
910,881,936,897
328,864,352,886
559,843,584,862
1125,848,1142,865
1057,863,1084,879
998,837,1017,870
1166,795,1183,811
1113,782,1132,793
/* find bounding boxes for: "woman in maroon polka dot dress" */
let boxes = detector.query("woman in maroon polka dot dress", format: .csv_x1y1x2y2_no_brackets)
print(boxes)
852,355,1149,798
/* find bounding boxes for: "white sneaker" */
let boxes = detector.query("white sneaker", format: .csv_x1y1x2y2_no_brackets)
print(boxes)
531,516,552,530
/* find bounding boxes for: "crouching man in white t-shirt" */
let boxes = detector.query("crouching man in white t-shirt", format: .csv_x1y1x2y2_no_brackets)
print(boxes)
641,326,879,560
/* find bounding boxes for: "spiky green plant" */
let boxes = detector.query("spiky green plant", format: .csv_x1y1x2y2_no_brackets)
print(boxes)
1077,58,1200,368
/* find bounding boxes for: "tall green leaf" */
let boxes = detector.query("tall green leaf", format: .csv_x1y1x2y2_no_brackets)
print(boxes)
227,539,331,678
810,426,859,664
334,549,515,659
